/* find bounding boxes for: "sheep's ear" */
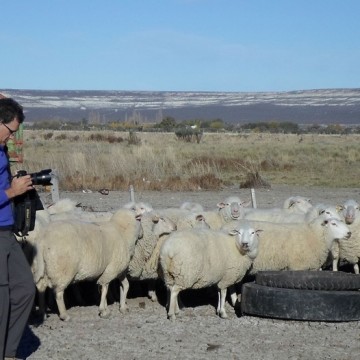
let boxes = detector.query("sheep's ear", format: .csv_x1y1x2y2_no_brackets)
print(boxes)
217,202,226,209
241,200,252,208
152,215,160,223
336,204,344,211
195,214,205,221
256,229,263,235
288,200,296,208
228,229,239,236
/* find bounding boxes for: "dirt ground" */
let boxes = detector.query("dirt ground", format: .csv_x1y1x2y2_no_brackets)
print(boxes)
18,185,360,360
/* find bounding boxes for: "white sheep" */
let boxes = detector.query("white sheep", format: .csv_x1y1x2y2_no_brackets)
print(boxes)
241,201,340,224
127,211,209,303
194,195,246,230
33,208,142,321
159,223,261,320
282,196,313,213
222,217,351,275
332,199,360,273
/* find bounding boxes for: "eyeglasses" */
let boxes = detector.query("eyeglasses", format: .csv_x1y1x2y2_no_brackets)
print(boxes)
2,122,17,136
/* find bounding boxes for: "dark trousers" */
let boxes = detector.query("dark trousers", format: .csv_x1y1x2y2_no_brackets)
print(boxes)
0,231,35,359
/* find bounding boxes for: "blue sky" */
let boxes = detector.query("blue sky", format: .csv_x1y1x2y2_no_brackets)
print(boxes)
1,0,359,92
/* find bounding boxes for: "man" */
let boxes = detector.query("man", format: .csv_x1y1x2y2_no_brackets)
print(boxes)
0,98,35,360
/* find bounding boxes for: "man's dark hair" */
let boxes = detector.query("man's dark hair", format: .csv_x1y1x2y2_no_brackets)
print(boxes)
0,98,25,124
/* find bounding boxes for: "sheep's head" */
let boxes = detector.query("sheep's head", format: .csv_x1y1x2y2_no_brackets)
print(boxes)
321,218,351,241
284,196,313,213
217,196,245,221
150,214,177,236
228,223,262,259
338,199,360,225
123,201,153,217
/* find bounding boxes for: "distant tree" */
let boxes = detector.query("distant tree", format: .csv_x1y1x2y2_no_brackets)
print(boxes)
157,116,177,130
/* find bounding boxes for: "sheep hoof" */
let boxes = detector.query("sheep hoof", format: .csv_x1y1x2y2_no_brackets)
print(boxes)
149,294,158,302
60,314,71,322
219,310,228,319
99,310,110,319
167,314,176,321
119,306,128,314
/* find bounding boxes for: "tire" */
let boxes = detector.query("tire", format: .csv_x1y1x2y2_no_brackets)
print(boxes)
255,270,360,291
241,282,360,322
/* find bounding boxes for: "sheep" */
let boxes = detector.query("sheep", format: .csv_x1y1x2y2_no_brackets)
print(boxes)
222,217,351,275
282,196,313,213
125,212,177,305
241,201,340,224
193,195,246,230
126,212,209,303
158,223,261,320
332,199,360,273
33,208,143,321
240,195,313,223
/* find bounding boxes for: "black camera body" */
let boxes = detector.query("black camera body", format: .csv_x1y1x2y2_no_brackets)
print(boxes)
17,169,53,186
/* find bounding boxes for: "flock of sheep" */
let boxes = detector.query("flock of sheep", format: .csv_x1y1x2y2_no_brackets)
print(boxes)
19,192,360,321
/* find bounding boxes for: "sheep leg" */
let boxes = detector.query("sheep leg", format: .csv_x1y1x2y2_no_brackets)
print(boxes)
217,288,228,319
228,285,238,306
55,289,70,321
99,283,110,318
168,285,181,321
147,279,158,302
37,290,47,320
354,263,359,274
332,258,339,272
119,276,129,313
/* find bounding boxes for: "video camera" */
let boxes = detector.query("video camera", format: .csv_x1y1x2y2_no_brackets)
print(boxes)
16,168,53,186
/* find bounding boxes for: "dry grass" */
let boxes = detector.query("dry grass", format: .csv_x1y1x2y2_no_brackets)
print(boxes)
11,130,360,191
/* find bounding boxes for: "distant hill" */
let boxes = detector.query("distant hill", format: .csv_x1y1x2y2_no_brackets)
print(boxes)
1,88,359,125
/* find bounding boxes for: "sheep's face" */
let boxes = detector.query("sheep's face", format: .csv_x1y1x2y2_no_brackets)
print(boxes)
322,218,351,240
318,206,342,221
229,225,262,259
218,201,243,220
287,196,313,213
123,201,153,217
193,214,210,229
340,200,360,225
151,215,177,236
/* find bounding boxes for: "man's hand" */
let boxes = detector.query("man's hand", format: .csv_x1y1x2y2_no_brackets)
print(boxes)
6,175,33,199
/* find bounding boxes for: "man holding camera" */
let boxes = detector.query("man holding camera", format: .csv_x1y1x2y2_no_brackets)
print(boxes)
0,98,35,360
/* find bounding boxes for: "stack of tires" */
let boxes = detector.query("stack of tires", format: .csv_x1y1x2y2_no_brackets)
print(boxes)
241,271,360,322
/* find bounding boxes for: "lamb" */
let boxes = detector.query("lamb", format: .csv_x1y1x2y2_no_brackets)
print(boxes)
33,208,143,321
158,223,261,320
222,217,351,274
332,199,360,273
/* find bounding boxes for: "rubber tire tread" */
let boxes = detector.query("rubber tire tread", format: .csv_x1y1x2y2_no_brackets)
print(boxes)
255,270,360,291
241,282,360,322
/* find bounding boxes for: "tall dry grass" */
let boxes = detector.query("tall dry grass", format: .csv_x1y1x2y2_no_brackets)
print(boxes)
11,130,360,191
